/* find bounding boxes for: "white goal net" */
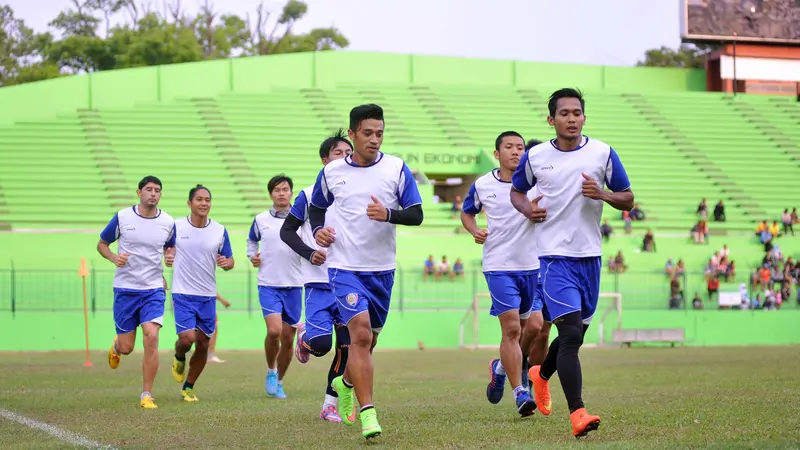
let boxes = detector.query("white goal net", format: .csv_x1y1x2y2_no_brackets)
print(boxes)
458,292,623,349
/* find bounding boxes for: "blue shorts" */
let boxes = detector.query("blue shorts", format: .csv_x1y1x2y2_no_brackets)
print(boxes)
540,256,602,324
112,288,166,335
304,284,343,340
484,270,541,320
258,286,302,327
172,294,216,337
329,268,395,332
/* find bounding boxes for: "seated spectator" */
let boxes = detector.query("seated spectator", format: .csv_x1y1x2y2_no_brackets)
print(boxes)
437,255,450,280
665,258,675,277
763,286,777,310
692,293,703,309
751,294,761,309
613,251,628,273
669,276,683,307
717,257,729,280
423,255,436,280
451,196,462,218
453,258,464,279
769,221,780,237
642,229,656,252
719,244,729,259
707,274,720,301
630,203,645,221
623,211,632,234
697,198,708,220
601,219,613,242
675,259,686,277
713,200,726,222
792,207,798,224
755,220,768,236
725,260,736,282
739,282,750,307
782,209,794,236
754,265,771,290
692,220,708,244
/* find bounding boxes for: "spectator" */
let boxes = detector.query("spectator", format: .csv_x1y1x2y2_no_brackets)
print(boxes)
782,209,794,236
719,244,729,259
665,258,675,277
692,293,703,310
707,274,720,301
600,219,613,242
792,207,798,224
697,198,708,220
423,255,436,280
754,264,771,290
437,255,450,280
630,203,645,221
642,229,656,252
613,251,627,273
692,220,708,244
623,211,632,234
725,260,737,282
755,220,768,236
669,276,683,308
453,258,464,279
713,200,726,222
675,259,686,277
451,196,462,218
769,221,781,237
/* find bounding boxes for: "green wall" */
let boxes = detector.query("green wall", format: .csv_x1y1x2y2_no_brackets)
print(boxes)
1,310,798,352
0,52,706,126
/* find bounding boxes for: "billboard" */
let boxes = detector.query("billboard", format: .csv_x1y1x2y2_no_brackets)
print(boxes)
681,0,800,44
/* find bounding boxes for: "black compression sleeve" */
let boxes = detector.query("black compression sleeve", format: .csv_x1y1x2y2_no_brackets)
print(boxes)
386,204,423,226
309,204,328,234
279,214,315,261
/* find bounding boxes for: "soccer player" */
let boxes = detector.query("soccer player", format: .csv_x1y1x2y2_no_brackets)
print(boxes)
309,104,424,439
511,88,634,438
279,129,353,423
460,131,546,417
169,185,234,401
207,293,231,363
248,174,303,399
98,175,176,409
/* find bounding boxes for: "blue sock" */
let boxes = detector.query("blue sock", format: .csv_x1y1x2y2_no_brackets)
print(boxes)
514,386,527,397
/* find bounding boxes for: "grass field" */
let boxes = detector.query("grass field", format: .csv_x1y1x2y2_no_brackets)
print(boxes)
1,347,799,449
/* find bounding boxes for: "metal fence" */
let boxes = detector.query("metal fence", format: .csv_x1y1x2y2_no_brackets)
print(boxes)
0,264,763,314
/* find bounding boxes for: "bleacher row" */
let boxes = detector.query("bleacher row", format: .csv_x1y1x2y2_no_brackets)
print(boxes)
0,86,798,232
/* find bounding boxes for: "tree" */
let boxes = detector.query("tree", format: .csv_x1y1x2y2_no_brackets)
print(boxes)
637,44,719,69
0,0,349,86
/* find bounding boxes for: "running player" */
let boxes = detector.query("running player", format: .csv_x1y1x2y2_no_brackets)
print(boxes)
309,104,424,439
247,174,303,399
169,185,234,401
207,293,231,363
279,129,353,423
511,88,634,438
460,131,545,417
98,175,176,409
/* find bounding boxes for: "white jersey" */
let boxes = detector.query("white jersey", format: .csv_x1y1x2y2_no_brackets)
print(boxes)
171,217,232,297
463,169,540,272
247,210,303,287
100,206,175,290
511,136,630,258
290,185,337,285
310,153,422,272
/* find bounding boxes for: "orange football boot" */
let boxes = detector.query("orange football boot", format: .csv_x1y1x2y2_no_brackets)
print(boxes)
527,365,552,416
570,408,601,438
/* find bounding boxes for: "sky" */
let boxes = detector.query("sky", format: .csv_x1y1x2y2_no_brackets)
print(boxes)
6,0,683,66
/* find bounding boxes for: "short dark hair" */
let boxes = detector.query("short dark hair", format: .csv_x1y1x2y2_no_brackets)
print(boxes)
526,139,543,150
349,104,384,132
188,184,211,201
548,88,585,117
138,175,162,190
495,131,524,150
319,128,353,159
268,174,293,193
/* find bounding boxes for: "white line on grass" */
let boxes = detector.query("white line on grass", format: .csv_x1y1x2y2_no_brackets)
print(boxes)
0,408,117,449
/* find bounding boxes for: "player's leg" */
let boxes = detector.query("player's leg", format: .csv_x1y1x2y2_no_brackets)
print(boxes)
208,317,224,363
297,287,334,364
109,289,139,369
520,270,545,387
258,286,283,396
275,287,301,399
484,273,526,409
139,288,165,408
171,294,197,383
528,321,552,366
181,297,216,402
321,324,349,422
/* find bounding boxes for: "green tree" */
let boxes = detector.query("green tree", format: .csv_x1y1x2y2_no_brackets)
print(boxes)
637,44,719,69
247,0,348,55
0,5,55,85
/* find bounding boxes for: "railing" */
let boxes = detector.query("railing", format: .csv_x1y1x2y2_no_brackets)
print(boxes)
1,263,788,313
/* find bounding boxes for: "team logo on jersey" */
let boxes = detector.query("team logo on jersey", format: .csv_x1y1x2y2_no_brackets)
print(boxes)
487,194,497,199
346,293,358,306
540,165,554,170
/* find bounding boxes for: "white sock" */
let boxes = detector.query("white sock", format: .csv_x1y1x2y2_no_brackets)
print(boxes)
268,368,278,375
495,360,506,376
141,392,151,400
323,394,337,409
113,341,120,355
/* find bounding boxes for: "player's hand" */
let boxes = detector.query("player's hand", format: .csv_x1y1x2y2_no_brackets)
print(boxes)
221,299,231,308
315,227,336,247
527,195,547,223
310,250,327,266
581,173,605,201
217,255,233,270
114,253,130,268
366,195,388,222
250,252,262,267
164,247,175,267
473,229,488,244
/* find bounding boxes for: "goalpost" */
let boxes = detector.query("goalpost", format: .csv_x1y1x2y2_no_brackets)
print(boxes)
458,292,623,349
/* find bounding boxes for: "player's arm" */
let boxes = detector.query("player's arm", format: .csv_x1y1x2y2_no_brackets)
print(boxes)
246,219,262,267
309,168,336,247
583,148,634,211
217,228,235,271
384,163,424,226
164,222,176,267
460,183,487,244
510,153,546,222
280,191,323,263
97,213,128,267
